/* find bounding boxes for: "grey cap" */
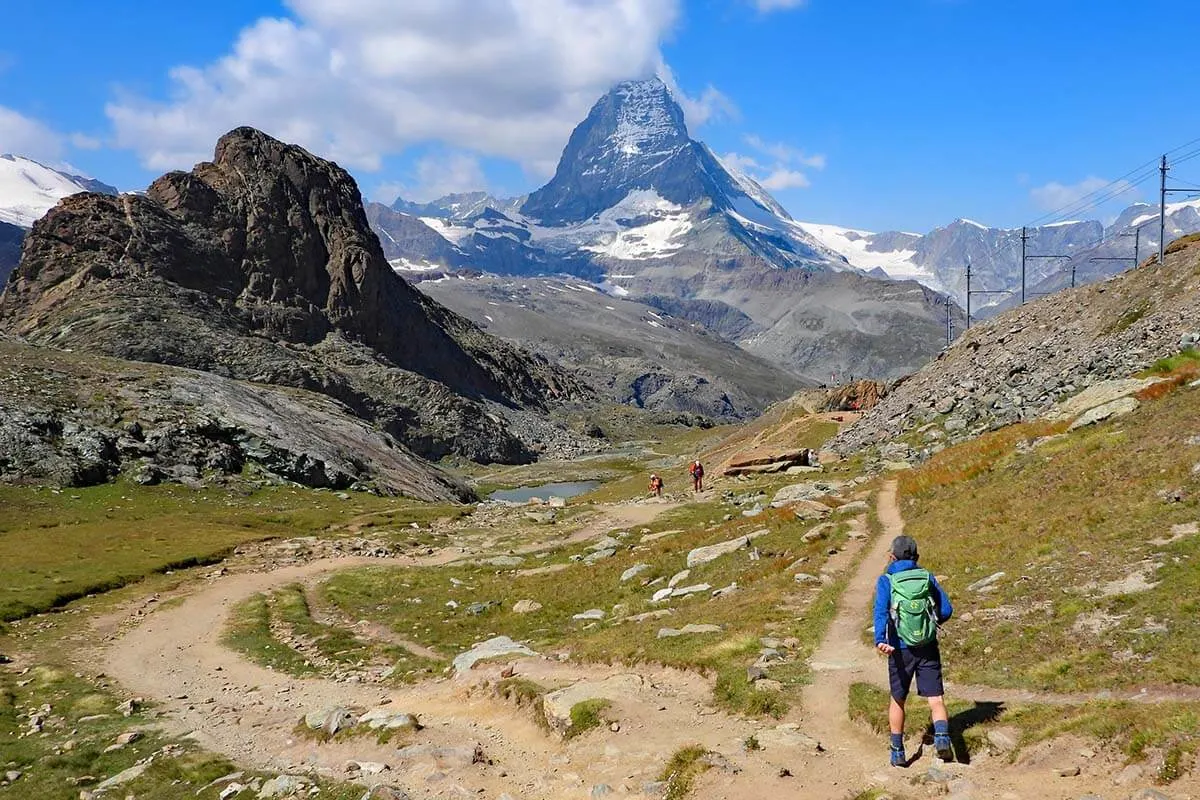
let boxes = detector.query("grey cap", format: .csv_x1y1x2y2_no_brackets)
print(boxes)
891,535,919,561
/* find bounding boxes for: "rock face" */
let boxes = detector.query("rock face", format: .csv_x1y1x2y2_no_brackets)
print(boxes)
833,240,1200,458
0,335,471,500
0,128,585,465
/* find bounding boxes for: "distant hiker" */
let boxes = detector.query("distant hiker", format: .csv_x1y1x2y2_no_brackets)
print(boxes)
689,460,704,492
873,535,954,767
648,474,664,497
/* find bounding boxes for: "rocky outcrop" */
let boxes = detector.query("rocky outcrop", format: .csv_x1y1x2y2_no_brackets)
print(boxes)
833,240,1200,458
0,336,471,499
0,128,587,464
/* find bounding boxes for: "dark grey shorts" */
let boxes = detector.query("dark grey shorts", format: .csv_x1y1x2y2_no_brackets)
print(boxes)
889,642,944,700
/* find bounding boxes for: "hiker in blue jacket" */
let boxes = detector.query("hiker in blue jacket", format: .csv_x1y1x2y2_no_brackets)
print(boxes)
873,534,954,767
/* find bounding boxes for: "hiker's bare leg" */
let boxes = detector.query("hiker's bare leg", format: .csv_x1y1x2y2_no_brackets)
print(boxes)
888,696,906,734
926,695,948,724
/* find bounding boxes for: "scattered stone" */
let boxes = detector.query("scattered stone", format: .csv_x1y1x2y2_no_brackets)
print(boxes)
1045,378,1160,422
452,636,536,674
1128,790,1171,800
922,766,953,785
219,784,246,800
747,665,768,682
794,573,820,585
641,529,683,543
790,500,833,520
753,724,823,753
670,583,711,598
650,587,673,603
1113,764,1145,786
512,599,543,614
621,564,651,582
1069,396,1140,430
712,582,738,598
347,761,390,775
358,788,410,800
966,571,1006,592
573,609,606,621
642,782,667,797
115,730,142,746
483,555,524,568
1057,766,1080,777
96,763,150,791
548,497,566,508
687,530,769,567
589,536,621,551
4,771,20,783
359,708,419,730
986,726,1019,753
591,785,613,797
582,548,615,565
304,706,358,736
833,500,870,515
668,569,691,588
542,674,643,735
656,624,722,639
627,609,673,623
393,744,482,768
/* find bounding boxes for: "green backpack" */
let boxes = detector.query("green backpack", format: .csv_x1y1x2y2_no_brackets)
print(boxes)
889,568,938,647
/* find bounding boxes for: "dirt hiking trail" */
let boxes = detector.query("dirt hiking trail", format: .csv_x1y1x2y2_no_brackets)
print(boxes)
93,488,1200,799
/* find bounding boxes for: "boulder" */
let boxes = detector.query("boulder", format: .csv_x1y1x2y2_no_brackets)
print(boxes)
452,636,536,674
670,583,711,598
686,530,769,568
790,500,833,520
1045,378,1160,421
304,706,357,736
754,724,823,753
657,624,722,638
359,708,420,730
966,571,1006,592
573,609,606,621
1068,396,1139,430
512,599,543,614
96,763,149,792
620,564,651,582
542,674,643,735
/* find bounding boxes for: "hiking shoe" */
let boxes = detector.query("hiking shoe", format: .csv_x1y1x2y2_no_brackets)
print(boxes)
889,746,907,767
934,733,953,761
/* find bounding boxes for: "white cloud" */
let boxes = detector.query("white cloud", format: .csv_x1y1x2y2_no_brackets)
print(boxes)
723,133,825,193
107,0,682,176
657,61,738,128
1030,176,1137,213
749,0,808,11
744,134,825,169
758,168,810,190
0,106,66,162
407,152,489,202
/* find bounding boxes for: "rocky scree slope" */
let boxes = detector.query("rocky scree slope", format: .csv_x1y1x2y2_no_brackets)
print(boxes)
834,237,1200,459
0,128,587,465
0,334,470,500
0,220,21,287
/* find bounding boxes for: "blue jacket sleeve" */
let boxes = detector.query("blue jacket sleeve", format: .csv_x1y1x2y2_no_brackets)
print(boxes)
930,575,953,624
873,574,891,644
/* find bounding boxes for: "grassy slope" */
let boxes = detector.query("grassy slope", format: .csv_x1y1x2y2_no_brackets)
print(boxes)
898,380,1200,692
0,481,459,621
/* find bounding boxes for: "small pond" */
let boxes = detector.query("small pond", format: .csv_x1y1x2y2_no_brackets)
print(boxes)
488,480,600,504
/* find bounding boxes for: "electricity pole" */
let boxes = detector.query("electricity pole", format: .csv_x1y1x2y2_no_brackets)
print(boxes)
1020,226,1028,303
1159,154,1168,264
964,257,1010,328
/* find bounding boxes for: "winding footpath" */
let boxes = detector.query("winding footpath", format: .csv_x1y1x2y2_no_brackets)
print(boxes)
92,486,1200,799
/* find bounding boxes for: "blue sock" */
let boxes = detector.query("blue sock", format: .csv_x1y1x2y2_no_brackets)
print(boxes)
890,733,904,750
934,720,949,736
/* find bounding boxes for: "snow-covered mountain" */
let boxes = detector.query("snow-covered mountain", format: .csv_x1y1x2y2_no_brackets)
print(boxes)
368,78,957,383
0,154,117,228
0,155,118,286
803,198,1200,309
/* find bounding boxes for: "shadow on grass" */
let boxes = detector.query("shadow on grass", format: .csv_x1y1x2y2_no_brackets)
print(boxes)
923,701,1005,764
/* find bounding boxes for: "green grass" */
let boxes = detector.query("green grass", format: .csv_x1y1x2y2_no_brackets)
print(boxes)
1143,347,1200,377
567,698,612,739
0,481,456,622
221,592,318,677
658,744,713,800
321,495,856,716
897,382,1200,693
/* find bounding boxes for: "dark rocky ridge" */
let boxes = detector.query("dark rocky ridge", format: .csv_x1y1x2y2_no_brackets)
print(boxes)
0,128,587,465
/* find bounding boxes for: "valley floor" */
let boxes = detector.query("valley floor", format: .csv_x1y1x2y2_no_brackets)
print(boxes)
4,407,1200,799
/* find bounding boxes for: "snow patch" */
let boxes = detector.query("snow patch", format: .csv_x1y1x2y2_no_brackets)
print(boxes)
0,154,94,227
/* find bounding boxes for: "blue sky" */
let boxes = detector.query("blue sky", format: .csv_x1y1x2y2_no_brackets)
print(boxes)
1,0,1197,232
